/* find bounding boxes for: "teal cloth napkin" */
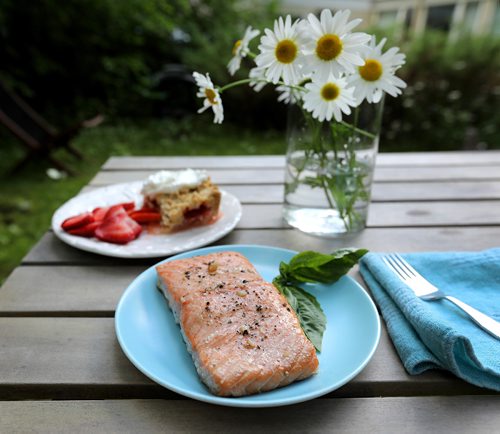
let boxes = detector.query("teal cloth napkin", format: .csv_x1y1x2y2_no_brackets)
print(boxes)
359,248,500,391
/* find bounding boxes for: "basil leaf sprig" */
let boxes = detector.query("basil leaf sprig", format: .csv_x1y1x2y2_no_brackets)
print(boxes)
273,248,368,352
273,276,327,353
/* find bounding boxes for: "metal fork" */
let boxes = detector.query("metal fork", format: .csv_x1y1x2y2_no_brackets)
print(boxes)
383,253,500,340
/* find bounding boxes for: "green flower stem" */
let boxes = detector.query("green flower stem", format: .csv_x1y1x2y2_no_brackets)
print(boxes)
352,106,360,138
218,79,254,93
218,79,306,94
280,83,306,92
329,123,339,161
341,106,358,230
321,177,336,209
340,120,376,139
288,109,375,232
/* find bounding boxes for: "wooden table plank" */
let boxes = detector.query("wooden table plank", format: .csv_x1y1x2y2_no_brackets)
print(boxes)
89,166,500,186
0,265,360,315
22,227,500,265
371,181,500,201
102,151,500,170
1,396,499,433
0,266,144,315
377,150,500,166
0,318,486,399
3,266,362,315
103,155,286,170
367,201,500,227
91,169,286,186
236,202,500,228
22,232,157,265
80,181,500,202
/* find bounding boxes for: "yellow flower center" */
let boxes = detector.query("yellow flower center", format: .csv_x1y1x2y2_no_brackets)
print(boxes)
275,39,298,64
359,59,383,82
321,83,340,101
315,34,343,61
205,88,218,105
232,40,242,56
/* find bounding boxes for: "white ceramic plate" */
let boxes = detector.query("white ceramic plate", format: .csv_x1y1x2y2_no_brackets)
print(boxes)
51,182,242,258
115,245,381,407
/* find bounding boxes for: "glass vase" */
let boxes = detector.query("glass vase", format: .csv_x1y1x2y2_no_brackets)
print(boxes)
283,99,383,237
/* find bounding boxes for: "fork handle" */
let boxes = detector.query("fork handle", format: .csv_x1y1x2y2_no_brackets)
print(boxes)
445,296,500,340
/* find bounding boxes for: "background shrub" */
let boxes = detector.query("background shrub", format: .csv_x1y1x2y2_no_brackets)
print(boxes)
0,2,498,150
379,30,500,151
0,0,279,122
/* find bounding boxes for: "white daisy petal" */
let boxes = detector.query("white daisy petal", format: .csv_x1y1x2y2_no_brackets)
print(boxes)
343,32,371,46
342,18,363,33
372,89,383,103
249,66,268,92
320,9,333,32
306,13,323,37
376,38,387,52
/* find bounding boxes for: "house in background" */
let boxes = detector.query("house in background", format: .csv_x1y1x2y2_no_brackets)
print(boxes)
282,0,499,36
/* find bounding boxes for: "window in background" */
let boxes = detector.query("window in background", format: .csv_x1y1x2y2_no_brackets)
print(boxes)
378,10,398,27
463,1,479,32
427,5,455,32
405,8,414,29
492,3,500,35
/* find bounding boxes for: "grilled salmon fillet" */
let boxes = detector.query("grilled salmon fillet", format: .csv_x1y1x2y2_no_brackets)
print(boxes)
156,251,319,397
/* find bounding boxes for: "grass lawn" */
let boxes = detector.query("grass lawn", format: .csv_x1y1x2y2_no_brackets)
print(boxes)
0,117,284,285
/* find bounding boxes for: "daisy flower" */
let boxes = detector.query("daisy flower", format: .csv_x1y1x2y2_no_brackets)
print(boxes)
302,74,357,122
249,66,268,92
276,84,304,104
255,15,305,85
300,9,371,81
348,36,407,104
193,72,224,124
227,26,260,76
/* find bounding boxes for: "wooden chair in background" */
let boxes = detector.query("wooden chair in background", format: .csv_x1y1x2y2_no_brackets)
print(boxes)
0,80,104,174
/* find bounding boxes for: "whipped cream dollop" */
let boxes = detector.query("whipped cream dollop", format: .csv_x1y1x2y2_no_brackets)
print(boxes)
141,169,209,196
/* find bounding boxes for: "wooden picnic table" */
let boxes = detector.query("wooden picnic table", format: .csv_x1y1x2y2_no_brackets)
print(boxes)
1,152,499,433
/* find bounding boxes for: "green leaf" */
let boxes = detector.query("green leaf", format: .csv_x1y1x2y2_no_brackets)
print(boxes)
273,277,326,352
285,248,368,284
273,248,368,352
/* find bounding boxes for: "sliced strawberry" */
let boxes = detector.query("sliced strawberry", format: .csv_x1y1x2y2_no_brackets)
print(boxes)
61,212,94,231
138,205,158,213
116,201,135,211
68,221,100,237
95,205,142,244
128,218,143,237
129,210,161,224
101,204,127,220
92,206,110,222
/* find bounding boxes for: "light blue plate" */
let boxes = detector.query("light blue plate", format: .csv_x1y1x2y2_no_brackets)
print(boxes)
115,245,381,407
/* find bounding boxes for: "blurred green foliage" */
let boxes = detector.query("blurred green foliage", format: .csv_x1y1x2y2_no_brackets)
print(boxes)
378,30,500,151
0,0,278,121
0,2,498,149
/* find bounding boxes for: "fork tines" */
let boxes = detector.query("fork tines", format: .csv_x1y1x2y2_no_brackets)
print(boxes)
382,253,418,281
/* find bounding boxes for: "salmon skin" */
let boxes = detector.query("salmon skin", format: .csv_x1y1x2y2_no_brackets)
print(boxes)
156,251,319,397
